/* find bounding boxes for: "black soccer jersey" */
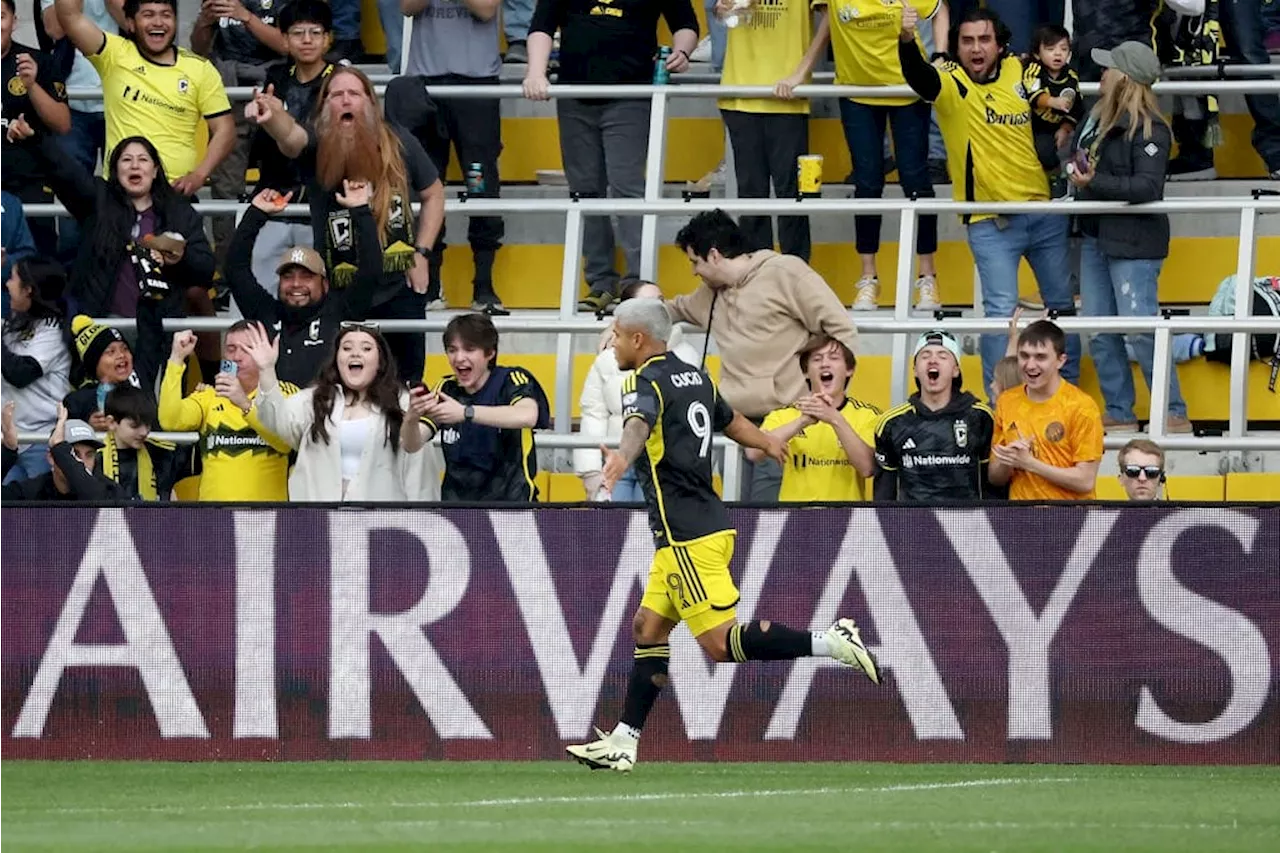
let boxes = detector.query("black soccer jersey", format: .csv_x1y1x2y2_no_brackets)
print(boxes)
2,42,68,193
873,391,995,502
622,353,735,549
428,366,550,502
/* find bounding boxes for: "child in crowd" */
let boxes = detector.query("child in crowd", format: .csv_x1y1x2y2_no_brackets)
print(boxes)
97,385,190,501
1024,25,1084,197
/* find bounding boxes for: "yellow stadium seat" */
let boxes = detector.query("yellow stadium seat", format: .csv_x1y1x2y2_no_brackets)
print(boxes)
1165,475,1226,501
1224,473,1280,501
1093,477,1129,501
548,472,587,503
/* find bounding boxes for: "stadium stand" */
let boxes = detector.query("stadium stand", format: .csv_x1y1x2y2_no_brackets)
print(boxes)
6,1,1280,503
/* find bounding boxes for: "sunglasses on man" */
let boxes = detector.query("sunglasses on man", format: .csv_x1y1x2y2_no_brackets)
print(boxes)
1122,465,1164,480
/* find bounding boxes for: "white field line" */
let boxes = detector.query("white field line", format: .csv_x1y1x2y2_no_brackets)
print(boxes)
14,776,1076,818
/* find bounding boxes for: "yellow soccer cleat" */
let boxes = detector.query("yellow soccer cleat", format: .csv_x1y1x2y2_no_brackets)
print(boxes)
566,727,637,773
826,618,881,685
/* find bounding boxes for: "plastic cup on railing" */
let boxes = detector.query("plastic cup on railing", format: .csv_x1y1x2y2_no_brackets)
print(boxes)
797,155,824,198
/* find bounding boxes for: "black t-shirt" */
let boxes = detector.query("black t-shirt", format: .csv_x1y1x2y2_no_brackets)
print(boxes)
250,61,335,215
530,0,700,85
300,122,439,304
212,0,289,64
2,42,68,191
427,366,551,502
622,353,734,549
873,392,995,502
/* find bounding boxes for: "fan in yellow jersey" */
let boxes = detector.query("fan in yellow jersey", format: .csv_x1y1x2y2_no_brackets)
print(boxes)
565,299,882,774
748,336,878,501
896,4,1078,405
158,321,295,501
53,0,235,194
817,0,945,312
715,0,829,260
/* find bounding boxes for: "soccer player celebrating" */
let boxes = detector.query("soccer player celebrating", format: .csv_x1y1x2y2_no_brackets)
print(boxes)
566,298,881,773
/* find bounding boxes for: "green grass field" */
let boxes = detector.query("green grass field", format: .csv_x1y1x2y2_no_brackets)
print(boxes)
3,761,1277,851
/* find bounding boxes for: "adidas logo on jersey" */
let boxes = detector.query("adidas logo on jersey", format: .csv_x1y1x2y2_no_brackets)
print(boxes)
903,438,917,449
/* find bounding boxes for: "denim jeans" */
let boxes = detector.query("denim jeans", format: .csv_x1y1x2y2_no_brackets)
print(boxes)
56,109,105,267
330,0,361,40
612,467,645,503
838,98,937,256
378,0,404,72
704,0,727,72
503,0,534,43
1079,238,1187,422
3,444,52,485
967,214,1080,393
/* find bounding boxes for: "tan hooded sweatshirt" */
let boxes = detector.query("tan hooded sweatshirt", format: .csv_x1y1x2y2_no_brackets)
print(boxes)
666,251,858,419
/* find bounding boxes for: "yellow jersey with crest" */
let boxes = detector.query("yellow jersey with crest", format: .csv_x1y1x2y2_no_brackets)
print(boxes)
763,397,880,501
89,32,231,180
828,0,940,106
718,0,815,114
930,55,1050,222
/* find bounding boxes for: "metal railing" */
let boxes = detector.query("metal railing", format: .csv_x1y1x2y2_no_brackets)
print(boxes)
23,80,1280,497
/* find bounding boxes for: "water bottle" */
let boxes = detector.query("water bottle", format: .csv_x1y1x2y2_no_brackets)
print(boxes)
465,162,485,194
723,0,752,29
654,47,672,85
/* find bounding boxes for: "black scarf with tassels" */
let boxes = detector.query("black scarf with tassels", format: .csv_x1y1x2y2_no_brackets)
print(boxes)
322,192,416,291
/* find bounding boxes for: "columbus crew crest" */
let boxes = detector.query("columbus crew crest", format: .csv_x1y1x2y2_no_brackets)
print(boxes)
953,420,968,448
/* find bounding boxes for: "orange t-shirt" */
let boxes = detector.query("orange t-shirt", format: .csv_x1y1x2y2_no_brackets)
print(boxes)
993,381,1104,501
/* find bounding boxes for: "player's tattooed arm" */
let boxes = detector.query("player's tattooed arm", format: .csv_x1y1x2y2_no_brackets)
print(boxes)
616,416,651,468
601,417,652,492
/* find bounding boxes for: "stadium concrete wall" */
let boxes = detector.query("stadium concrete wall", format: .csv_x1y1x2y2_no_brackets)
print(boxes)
3,506,1276,764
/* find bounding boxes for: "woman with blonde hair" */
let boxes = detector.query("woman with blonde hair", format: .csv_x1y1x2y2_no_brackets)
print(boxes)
1069,41,1190,435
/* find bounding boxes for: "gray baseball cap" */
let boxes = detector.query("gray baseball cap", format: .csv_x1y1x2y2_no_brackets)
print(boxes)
63,419,104,447
1092,42,1162,87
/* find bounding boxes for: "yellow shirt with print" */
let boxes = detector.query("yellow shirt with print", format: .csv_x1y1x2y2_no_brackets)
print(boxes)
828,0,938,106
993,380,1104,502
930,55,1049,222
158,362,294,502
89,32,232,180
763,398,880,501
718,0,815,115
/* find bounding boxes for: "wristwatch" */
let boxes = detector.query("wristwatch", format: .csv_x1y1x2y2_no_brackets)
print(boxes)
463,404,475,422
415,246,431,259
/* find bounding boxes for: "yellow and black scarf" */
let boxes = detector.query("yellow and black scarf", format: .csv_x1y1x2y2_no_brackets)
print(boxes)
99,434,158,501
324,193,416,289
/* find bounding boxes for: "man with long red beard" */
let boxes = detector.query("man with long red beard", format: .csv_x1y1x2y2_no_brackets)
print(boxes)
247,66,446,382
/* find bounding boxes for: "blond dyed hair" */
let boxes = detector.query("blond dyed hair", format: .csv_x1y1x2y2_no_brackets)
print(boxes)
1092,71,1168,142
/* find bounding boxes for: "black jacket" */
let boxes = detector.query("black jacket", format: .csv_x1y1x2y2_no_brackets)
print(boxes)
226,206,381,388
873,391,995,502
1073,113,1171,260
24,132,216,316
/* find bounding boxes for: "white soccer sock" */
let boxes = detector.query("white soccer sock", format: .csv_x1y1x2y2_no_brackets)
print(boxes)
612,722,642,743
811,632,830,657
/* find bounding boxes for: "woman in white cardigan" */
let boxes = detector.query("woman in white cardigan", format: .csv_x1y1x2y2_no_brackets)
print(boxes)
239,321,440,501
576,282,700,500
